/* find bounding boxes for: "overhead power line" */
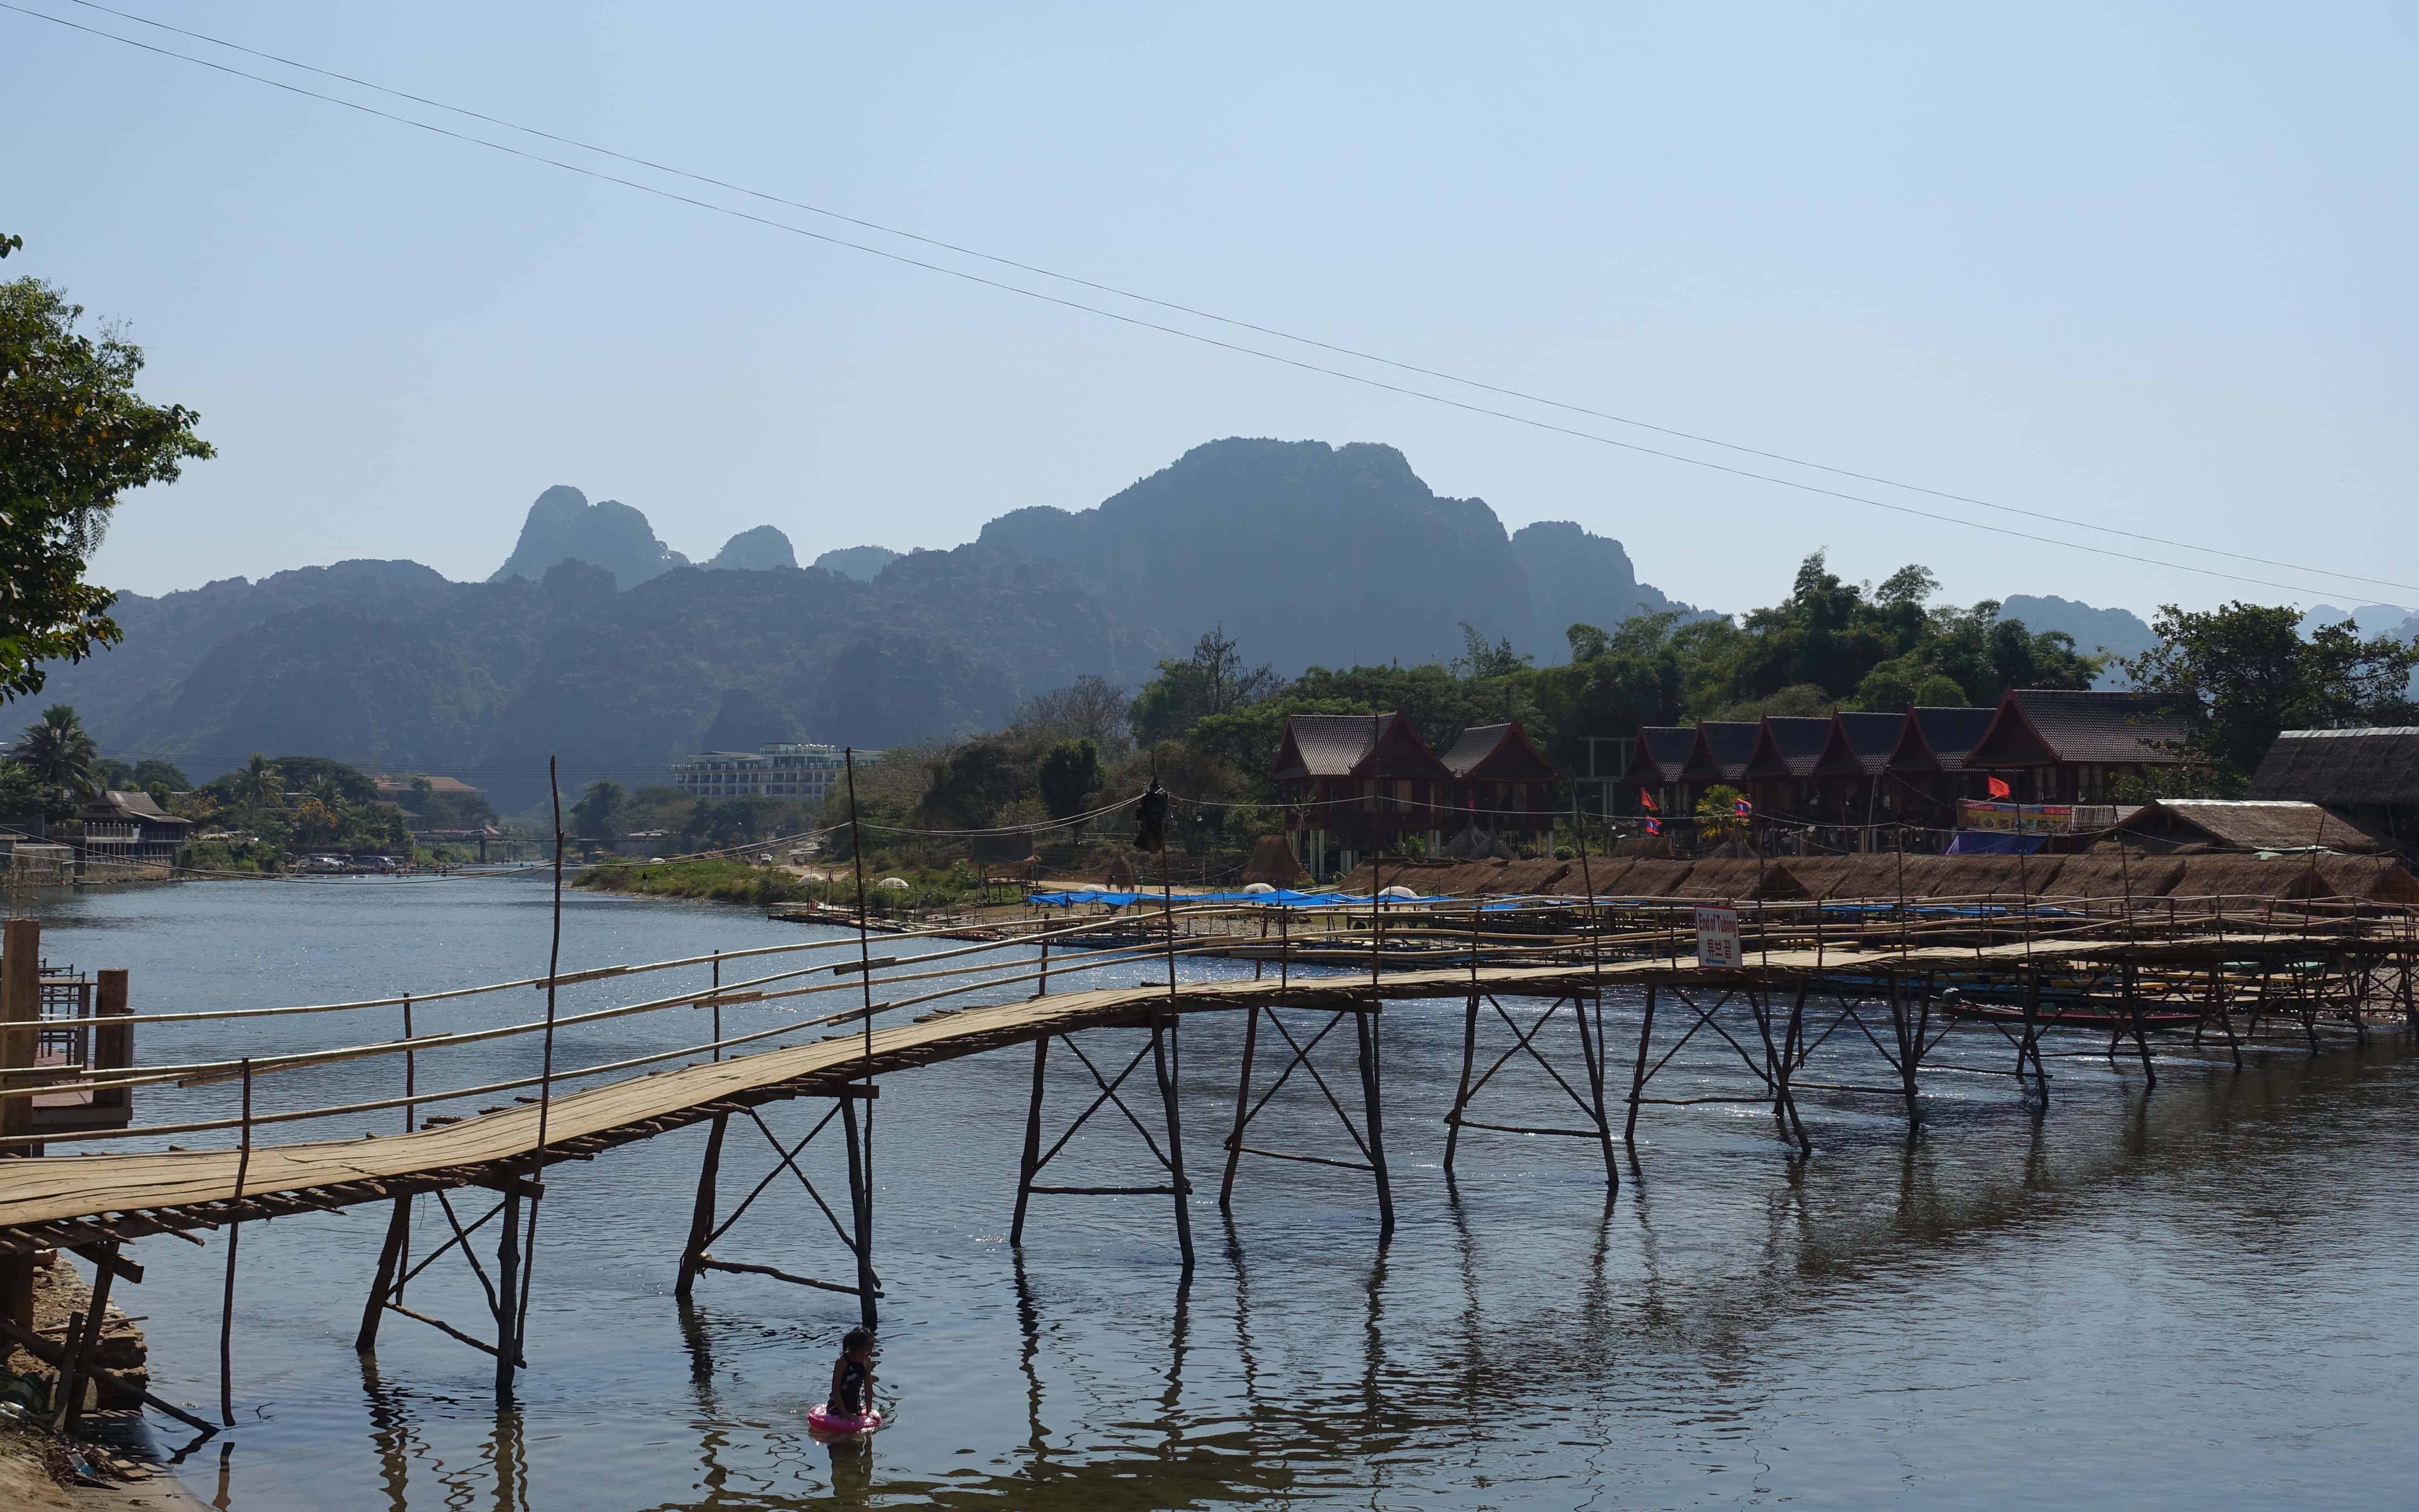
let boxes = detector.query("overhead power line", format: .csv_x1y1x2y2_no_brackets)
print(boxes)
11,0,2416,604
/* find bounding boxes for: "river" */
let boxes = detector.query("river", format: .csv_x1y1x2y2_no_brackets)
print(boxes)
16,876,2418,1510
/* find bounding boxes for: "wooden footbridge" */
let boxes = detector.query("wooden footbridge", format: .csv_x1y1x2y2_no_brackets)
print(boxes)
2,877,2413,1432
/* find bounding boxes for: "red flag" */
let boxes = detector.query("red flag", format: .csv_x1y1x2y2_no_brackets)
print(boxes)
1639,787,1658,812
1987,776,2012,799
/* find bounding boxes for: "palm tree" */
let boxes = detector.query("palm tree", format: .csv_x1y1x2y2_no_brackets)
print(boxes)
231,752,284,807
17,705,98,803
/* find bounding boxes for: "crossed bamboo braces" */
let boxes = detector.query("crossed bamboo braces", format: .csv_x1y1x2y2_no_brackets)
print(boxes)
1009,1018,1196,1269
1217,1001,1394,1237
674,1091,880,1328
1443,993,1619,1186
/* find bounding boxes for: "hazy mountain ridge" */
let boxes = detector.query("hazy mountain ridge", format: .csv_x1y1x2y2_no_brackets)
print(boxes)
38,436,2242,798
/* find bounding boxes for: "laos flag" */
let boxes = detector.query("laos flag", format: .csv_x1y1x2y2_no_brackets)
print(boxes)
1733,797,1754,817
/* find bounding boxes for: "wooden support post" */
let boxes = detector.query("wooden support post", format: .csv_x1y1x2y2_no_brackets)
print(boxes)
492,1181,523,1398
0,918,36,1335
842,1097,878,1329
1152,1018,1195,1272
1217,1008,1260,1211
1780,979,1811,1155
356,1196,411,1353
675,1114,729,1300
1353,1004,1394,1240
93,968,130,1112
49,1241,118,1429
1889,975,1919,1124
218,1057,252,1426
2125,961,2158,1087
1572,991,1620,1185
2020,970,2048,1094
1010,1036,1049,1246
1624,983,1657,1144
1442,991,1479,1176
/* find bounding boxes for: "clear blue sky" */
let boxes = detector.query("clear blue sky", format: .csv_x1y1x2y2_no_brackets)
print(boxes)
7,1,2414,623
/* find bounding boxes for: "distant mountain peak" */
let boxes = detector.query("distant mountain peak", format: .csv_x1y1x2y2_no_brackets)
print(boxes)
708,525,797,572
812,545,901,582
490,485,689,588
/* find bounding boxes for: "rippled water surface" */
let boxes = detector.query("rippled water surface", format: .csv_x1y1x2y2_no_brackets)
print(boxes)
20,878,2419,1510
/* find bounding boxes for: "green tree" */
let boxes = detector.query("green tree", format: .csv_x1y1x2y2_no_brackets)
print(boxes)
2120,602,2419,788
15,703,97,803
922,740,1032,829
0,270,214,698
1695,783,1750,845
1128,625,1283,746
228,752,284,807
570,779,630,840
1035,738,1101,819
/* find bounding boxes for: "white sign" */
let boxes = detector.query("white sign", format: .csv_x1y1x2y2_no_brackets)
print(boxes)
1695,905,1742,968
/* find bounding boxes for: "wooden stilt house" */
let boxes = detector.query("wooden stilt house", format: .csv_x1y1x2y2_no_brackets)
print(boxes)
1272,712,1457,879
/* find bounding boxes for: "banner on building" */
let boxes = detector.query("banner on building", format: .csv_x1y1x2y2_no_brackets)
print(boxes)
1695,905,1742,968
1959,800,2075,835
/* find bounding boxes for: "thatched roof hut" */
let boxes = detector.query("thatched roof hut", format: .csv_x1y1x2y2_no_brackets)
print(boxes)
1606,859,1695,897
1241,834,1310,887
2163,854,2335,911
2314,855,2419,905
2042,855,2184,901
1666,858,1808,901
2126,799,2388,855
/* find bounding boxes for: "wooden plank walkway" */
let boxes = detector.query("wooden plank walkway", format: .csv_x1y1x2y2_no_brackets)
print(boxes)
0,933,2396,1252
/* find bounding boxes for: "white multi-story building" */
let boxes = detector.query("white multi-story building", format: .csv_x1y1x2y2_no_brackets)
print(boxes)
671,743,867,806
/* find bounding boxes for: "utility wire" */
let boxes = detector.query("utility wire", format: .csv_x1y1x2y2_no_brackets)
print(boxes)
50,0,2419,602
9,1,2413,603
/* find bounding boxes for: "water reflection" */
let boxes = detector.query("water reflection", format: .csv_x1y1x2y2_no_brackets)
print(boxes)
25,884,2409,1511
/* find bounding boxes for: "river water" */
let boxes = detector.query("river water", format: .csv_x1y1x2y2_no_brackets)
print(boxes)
17,877,2419,1510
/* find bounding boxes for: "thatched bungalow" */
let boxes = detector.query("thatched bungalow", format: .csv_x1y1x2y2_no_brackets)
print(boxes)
1742,716,1833,819
1273,712,1457,878
2121,799,2389,855
1812,711,1906,828
1883,705,1999,829
1619,726,1697,818
1680,722,1761,811
1963,688,2190,806
1439,721,1565,848
2247,727,2419,855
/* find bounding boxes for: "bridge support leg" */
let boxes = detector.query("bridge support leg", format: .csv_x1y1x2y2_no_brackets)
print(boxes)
1353,1006,1394,1240
1011,1037,1049,1245
842,1098,878,1329
1154,1018,1195,1272
1624,984,1657,1145
675,1114,729,1301
1442,994,1478,1178
1008,1024,1196,1267
356,1196,411,1353
1572,991,1621,1183
1217,1008,1260,1211
493,1184,522,1399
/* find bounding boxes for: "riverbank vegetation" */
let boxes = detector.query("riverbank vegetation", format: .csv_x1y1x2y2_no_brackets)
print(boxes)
576,855,996,915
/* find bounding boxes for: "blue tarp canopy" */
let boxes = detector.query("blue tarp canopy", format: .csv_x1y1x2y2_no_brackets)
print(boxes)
1944,831,2046,855
1026,888,1373,908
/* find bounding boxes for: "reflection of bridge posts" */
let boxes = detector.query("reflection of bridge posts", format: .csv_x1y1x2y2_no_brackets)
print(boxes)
1443,991,1617,1185
1009,1017,1194,1270
1214,999,1393,1239
671,1090,880,1329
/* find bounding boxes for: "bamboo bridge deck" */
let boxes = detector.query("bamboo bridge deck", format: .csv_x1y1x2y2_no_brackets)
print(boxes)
1,895,2411,1430
2,932,2400,1250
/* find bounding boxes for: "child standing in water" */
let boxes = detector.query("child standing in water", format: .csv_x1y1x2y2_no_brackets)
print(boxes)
826,1327,877,1422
